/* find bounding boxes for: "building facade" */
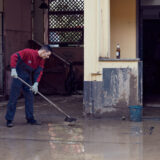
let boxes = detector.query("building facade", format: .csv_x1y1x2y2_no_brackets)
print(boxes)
1,0,160,117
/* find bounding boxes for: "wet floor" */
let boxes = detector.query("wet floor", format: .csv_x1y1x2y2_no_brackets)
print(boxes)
0,95,160,160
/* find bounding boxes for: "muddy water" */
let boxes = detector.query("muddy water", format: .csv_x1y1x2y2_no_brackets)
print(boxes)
0,95,159,160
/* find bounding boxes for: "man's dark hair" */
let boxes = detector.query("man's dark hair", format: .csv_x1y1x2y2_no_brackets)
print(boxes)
40,45,52,52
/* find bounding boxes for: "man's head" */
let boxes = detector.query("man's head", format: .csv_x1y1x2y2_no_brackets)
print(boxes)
38,45,52,59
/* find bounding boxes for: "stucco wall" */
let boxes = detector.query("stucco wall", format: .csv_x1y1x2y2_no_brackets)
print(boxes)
84,0,137,81
84,0,140,116
83,60,142,117
110,0,136,59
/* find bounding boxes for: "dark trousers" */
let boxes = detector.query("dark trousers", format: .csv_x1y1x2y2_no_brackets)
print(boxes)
5,70,34,121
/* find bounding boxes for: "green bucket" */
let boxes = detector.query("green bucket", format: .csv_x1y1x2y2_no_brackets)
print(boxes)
129,105,143,122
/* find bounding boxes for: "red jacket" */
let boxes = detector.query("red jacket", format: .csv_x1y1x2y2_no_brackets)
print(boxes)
11,49,45,82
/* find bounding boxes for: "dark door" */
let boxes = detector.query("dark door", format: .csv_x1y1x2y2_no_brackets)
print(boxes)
143,19,160,101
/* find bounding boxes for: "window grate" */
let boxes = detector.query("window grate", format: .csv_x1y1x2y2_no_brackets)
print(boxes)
48,0,84,45
49,14,83,29
49,31,83,44
49,0,84,12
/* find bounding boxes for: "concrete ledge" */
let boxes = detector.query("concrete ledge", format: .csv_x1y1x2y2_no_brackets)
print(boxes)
84,67,139,117
99,57,140,62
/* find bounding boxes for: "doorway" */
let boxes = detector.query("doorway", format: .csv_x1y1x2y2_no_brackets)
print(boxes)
143,19,160,99
39,0,84,96
142,8,160,115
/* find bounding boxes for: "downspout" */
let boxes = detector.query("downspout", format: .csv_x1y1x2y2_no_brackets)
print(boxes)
91,80,94,115
91,72,102,116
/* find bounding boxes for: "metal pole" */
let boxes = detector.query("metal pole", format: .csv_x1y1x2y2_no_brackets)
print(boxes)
17,76,71,118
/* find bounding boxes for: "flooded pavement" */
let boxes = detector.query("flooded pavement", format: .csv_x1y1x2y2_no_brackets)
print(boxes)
0,95,160,160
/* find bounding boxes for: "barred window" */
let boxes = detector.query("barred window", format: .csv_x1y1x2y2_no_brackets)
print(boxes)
48,0,84,46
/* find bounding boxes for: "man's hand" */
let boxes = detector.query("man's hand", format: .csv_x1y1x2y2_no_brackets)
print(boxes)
31,82,38,94
11,68,18,78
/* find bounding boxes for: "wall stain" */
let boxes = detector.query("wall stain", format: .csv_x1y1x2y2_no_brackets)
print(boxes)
84,67,140,117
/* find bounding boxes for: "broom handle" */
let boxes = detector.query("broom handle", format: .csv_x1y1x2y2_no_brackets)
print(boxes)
17,76,70,118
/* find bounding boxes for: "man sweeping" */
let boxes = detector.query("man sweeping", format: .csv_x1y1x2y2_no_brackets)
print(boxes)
5,45,52,127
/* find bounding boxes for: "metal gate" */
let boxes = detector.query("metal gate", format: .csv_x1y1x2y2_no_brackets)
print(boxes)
48,0,84,46
0,12,4,94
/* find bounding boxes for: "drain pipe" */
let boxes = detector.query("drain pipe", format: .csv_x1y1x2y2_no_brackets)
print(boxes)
91,80,95,115
91,72,102,116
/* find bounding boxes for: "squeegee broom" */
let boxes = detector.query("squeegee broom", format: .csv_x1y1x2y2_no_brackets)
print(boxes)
17,76,77,122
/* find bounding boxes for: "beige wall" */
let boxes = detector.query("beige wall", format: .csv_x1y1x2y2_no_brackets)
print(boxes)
84,0,137,81
110,0,136,59
99,0,110,57
84,0,98,81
